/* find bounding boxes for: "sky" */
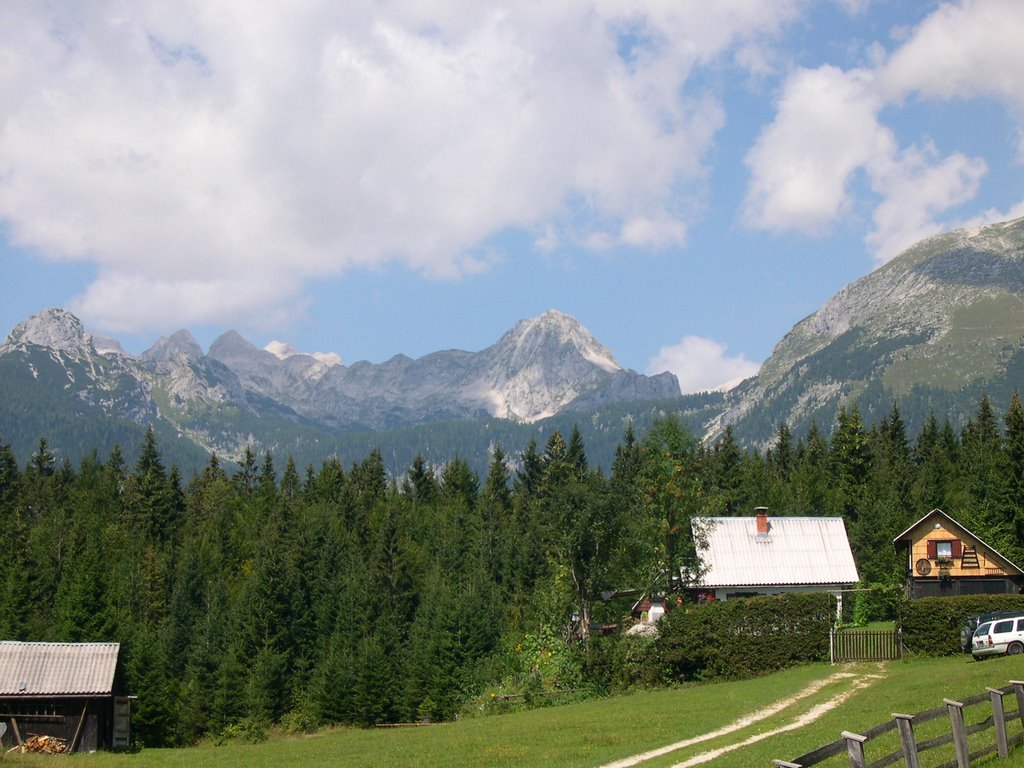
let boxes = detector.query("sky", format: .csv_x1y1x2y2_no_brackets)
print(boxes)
2,0,1024,394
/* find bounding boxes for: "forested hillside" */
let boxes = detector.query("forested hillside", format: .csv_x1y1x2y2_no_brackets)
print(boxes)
2,391,1024,746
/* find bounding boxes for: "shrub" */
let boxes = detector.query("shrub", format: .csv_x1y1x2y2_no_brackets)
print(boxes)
582,632,662,692
901,594,1024,656
654,592,833,682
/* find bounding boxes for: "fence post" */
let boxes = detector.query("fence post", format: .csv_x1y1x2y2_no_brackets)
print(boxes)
945,699,970,768
830,627,835,664
893,714,920,768
987,688,1009,758
843,731,868,768
1011,681,1024,729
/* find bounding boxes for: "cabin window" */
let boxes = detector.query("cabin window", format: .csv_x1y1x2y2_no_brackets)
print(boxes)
926,540,963,559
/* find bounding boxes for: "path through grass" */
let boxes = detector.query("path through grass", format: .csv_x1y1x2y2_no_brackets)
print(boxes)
5,654,1024,767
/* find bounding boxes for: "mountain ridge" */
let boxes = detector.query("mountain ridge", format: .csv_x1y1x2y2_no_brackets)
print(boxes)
0,306,681,463
717,215,1024,446
5,217,1024,472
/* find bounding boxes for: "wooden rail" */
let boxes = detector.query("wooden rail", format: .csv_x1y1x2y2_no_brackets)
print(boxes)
773,680,1024,767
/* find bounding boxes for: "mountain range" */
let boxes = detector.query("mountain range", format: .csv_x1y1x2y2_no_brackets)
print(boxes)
0,307,684,473
2,216,1024,474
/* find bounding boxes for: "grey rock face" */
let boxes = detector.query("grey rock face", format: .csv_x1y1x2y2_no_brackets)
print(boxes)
1,306,680,442
1,307,95,359
203,309,680,429
717,216,1024,446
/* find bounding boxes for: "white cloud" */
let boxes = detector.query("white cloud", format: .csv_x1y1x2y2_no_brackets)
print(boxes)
956,200,1024,230
879,0,1024,109
867,144,987,262
620,214,688,248
743,0,1024,262
743,65,890,235
647,335,760,394
0,1,800,334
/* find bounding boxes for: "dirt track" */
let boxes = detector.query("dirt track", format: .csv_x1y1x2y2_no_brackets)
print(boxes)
597,666,885,768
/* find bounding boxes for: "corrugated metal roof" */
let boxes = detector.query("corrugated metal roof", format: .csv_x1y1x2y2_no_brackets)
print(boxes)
694,516,859,588
0,642,119,696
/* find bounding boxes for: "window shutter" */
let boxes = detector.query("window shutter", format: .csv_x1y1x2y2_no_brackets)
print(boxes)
927,540,937,559
952,540,963,559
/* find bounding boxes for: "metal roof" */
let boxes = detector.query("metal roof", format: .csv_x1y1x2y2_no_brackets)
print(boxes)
0,642,120,696
694,516,859,588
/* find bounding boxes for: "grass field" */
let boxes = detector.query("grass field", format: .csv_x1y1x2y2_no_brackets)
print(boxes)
7,654,1024,767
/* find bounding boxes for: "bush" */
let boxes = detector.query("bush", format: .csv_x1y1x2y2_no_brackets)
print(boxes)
901,594,1024,656
654,592,833,682
582,632,662,692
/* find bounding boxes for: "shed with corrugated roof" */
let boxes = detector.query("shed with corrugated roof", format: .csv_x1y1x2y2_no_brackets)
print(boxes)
0,641,132,752
691,508,859,602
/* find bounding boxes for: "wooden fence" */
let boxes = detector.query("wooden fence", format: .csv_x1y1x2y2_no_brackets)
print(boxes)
831,629,903,663
773,679,1024,767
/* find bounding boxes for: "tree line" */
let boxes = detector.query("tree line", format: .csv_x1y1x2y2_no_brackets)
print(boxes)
2,392,1024,745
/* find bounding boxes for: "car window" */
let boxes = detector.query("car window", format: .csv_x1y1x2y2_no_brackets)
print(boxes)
994,620,1015,633
1017,618,1024,632
975,622,993,636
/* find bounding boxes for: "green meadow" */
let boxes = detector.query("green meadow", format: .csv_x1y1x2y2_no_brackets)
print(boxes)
8,654,1024,768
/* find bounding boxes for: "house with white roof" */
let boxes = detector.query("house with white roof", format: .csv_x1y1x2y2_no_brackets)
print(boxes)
691,507,859,608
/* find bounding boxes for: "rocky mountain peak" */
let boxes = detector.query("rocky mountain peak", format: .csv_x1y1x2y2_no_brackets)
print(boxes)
91,334,129,357
142,330,204,365
499,309,621,373
720,215,1024,447
0,307,93,357
209,330,260,360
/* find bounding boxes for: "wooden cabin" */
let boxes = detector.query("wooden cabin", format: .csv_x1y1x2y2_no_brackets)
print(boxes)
893,509,1024,599
0,642,132,752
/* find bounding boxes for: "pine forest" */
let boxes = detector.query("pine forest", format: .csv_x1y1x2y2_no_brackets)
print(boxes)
3,392,1024,746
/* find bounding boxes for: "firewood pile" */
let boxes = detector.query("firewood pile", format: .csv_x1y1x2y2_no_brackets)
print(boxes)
15,734,71,754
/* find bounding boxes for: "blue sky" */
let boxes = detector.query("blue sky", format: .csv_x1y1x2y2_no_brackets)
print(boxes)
2,1,1024,392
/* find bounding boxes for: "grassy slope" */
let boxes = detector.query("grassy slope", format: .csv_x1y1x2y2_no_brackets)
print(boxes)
7,656,1024,768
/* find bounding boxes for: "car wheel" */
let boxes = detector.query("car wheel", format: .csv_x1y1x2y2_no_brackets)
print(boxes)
1008,642,1023,656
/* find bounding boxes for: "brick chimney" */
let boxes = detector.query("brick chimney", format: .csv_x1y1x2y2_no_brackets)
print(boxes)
755,507,770,534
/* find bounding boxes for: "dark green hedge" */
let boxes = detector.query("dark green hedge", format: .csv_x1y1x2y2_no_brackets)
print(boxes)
902,595,1024,656
654,592,834,682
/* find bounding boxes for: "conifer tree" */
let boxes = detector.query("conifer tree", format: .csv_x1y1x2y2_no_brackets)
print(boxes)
710,425,743,515
566,424,588,479
1002,391,1024,562
281,456,301,501
830,405,871,521
768,423,793,482
482,445,512,513
440,457,479,510
514,437,544,500
408,454,439,504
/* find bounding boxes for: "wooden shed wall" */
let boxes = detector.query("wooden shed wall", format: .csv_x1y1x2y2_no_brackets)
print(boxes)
1,697,112,753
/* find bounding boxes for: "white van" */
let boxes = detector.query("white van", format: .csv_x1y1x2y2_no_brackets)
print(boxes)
972,616,1024,659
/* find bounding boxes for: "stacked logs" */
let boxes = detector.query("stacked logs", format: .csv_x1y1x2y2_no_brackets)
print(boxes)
17,734,71,754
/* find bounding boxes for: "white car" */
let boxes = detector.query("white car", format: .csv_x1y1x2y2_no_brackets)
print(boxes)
972,616,1024,659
